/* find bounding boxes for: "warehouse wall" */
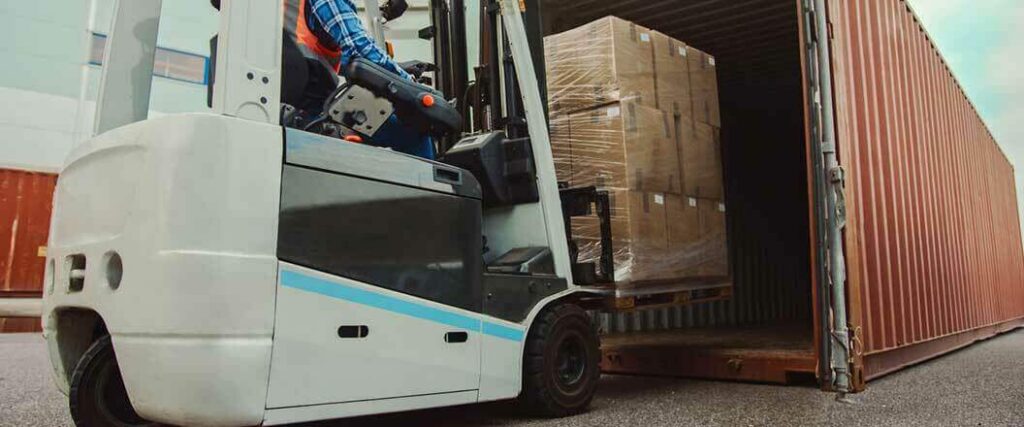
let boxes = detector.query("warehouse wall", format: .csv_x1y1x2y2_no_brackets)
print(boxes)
0,0,434,173
829,0,1024,383
0,0,217,173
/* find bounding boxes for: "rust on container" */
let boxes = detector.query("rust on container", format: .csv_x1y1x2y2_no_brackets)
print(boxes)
828,0,1024,388
0,168,57,297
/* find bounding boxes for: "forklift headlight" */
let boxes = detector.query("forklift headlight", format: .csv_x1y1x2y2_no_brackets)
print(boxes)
104,252,123,290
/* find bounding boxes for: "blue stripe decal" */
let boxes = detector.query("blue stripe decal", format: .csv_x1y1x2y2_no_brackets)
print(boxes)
482,322,525,342
280,270,523,341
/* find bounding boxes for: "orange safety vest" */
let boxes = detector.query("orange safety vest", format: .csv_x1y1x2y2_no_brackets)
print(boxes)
285,0,343,72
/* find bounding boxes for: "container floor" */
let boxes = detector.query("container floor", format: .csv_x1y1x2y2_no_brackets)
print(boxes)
600,322,818,385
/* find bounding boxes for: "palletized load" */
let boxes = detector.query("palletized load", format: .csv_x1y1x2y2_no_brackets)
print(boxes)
547,16,727,291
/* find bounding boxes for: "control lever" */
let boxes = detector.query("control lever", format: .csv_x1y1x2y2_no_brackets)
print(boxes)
399,60,437,79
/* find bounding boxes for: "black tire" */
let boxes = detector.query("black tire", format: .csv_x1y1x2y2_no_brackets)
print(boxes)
520,303,600,417
69,336,158,427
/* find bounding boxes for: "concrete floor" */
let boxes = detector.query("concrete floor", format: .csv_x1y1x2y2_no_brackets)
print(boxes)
2,330,1023,427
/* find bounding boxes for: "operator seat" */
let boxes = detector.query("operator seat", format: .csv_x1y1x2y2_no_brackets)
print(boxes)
280,32,339,111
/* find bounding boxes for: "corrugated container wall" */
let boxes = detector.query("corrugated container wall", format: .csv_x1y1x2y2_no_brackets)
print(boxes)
828,0,1024,383
1,168,56,297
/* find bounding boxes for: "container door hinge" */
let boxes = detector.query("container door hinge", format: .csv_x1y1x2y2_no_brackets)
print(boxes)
829,166,847,229
829,165,845,184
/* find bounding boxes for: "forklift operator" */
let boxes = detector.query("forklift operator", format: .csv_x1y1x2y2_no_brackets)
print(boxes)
288,0,437,159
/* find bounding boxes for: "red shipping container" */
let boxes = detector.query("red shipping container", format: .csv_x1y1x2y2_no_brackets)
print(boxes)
0,168,58,297
542,0,1024,392
0,317,42,333
828,0,1024,382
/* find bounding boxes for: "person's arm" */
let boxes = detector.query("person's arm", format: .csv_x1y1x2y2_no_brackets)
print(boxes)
308,0,413,81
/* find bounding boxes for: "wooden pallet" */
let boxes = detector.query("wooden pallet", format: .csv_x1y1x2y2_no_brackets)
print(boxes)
597,282,733,312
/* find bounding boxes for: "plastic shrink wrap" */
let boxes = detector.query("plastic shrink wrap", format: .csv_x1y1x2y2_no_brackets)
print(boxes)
548,16,728,288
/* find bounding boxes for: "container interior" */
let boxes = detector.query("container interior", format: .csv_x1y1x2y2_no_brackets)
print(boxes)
539,0,817,382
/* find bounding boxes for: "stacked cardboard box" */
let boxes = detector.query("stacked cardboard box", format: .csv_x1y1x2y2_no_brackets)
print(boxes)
546,16,728,286
689,48,721,127
651,31,692,119
545,16,657,115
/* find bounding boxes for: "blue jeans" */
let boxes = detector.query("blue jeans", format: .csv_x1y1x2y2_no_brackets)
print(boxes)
370,114,436,160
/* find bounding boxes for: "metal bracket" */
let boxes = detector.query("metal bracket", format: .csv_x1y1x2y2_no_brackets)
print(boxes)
325,85,394,137
830,166,847,229
829,165,845,184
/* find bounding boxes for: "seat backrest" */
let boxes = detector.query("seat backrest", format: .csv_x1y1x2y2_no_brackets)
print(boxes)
280,31,312,108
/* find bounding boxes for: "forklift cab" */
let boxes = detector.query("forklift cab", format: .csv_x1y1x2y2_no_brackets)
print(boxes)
42,1,602,426
209,0,462,143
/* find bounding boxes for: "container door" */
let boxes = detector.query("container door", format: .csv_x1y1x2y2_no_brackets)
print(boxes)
800,0,856,393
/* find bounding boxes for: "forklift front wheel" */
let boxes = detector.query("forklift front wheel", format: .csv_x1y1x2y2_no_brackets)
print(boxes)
69,336,157,427
521,304,600,417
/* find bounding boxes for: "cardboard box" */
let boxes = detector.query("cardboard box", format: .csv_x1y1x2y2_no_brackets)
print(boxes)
698,198,729,277
550,113,574,185
545,16,656,115
572,192,728,284
561,102,680,194
652,31,693,119
688,47,721,127
677,120,724,199
573,190,671,283
665,196,729,278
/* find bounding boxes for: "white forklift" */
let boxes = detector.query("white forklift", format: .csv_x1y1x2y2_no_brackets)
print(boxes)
42,0,616,426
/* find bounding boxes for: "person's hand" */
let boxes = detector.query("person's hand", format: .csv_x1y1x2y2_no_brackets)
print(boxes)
381,0,409,21
399,60,437,79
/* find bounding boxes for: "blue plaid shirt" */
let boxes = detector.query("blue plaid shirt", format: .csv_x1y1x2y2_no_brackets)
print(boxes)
308,0,412,80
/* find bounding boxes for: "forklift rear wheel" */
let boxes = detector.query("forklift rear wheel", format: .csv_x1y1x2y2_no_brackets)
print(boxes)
521,303,600,417
69,336,157,427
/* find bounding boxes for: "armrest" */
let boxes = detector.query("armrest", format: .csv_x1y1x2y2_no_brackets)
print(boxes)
343,58,463,138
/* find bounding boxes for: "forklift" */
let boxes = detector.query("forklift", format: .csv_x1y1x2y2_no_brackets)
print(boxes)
42,0,617,425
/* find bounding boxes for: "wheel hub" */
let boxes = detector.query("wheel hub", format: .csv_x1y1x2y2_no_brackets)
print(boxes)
555,334,587,388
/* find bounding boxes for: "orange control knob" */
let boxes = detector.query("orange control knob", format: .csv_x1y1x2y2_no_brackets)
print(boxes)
421,94,436,107
343,134,363,143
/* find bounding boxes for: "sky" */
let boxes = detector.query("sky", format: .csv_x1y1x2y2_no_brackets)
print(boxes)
906,0,1024,225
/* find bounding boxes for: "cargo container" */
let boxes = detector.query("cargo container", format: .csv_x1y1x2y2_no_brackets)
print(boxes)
537,0,1024,392
0,168,56,298
0,168,55,333
0,317,41,333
